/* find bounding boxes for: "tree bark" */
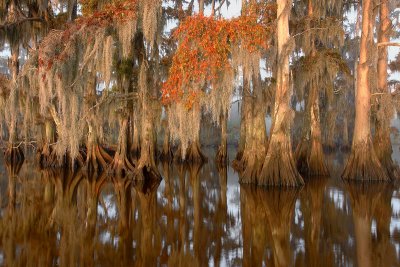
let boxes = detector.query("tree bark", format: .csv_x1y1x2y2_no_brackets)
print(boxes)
342,0,389,181
295,0,329,177
373,0,399,180
258,0,303,186
134,64,161,181
233,74,267,183
216,111,228,165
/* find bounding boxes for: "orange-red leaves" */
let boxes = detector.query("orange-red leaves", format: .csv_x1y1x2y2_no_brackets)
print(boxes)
162,6,275,109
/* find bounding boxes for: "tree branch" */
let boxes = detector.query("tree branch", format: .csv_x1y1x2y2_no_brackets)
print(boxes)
0,17,44,30
377,42,400,47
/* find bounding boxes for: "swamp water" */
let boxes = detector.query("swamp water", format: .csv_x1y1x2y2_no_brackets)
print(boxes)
0,145,399,267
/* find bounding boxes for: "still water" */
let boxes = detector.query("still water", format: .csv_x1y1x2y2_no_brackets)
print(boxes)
0,148,399,267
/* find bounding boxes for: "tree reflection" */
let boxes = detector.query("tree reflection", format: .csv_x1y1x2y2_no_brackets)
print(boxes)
346,183,396,267
241,185,299,267
133,176,161,266
300,177,334,267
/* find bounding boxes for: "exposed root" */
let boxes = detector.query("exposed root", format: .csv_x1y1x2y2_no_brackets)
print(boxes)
4,144,24,165
174,142,207,164
234,149,264,184
295,138,329,177
233,150,244,164
215,145,227,166
5,160,23,177
110,118,135,177
159,145,173,162
109,152,136,178
258,135,304,187
85,144,112,175
342,140,390,182
37,144,59,168
133,173,161,194
134,161,162,182
131,143,141,159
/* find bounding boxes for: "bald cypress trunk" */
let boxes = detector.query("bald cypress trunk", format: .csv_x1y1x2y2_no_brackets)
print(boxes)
295,0,328,177
342,0,389,181
215,111,228,165
258,0,303,186
373,0,399,180
233,74,267,183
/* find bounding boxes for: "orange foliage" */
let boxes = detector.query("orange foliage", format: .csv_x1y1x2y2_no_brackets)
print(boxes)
38,0,138,71
162,3,276,108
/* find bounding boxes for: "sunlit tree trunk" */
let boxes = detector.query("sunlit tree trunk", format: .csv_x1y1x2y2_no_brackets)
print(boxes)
258,0,303,186
342,0,389,181
198,0,204,15
373,0,399,179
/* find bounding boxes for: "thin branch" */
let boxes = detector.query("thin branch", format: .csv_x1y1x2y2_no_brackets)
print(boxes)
292,27,328,38
377,42,400,47
0,17,43,30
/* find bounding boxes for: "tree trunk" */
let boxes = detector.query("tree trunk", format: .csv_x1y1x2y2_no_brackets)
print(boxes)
342,0,389,181
215,111,228,165
84,72,111,174
131,112,141,157
198,0,204,15
258,0,303,186
235,90,247,161
373,0,399,180
134,65,161,181
37,119,58,168
233,75,267,183
111,118,135,177
295,0,328,177
295,81,329,177
5,42,24,164
160,114,173,161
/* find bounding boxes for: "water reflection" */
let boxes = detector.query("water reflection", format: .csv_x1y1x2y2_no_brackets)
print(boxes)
0,156,399,266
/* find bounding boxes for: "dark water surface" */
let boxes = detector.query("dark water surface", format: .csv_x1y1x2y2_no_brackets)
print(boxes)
0,148,399,267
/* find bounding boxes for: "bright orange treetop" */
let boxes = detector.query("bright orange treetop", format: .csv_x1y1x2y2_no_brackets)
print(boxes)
162,3,275,109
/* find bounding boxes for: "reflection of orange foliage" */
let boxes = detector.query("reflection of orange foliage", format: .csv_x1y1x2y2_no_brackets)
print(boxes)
162,3,276,108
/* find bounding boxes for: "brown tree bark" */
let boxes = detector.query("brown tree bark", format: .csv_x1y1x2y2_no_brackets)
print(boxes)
134,64,161,181
160,114,173,161
258,0,303,186
233,74,267,184
216,111,228,165
373,0,399,180
342,0,389,181
295,0,329,177
111,117,135,177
